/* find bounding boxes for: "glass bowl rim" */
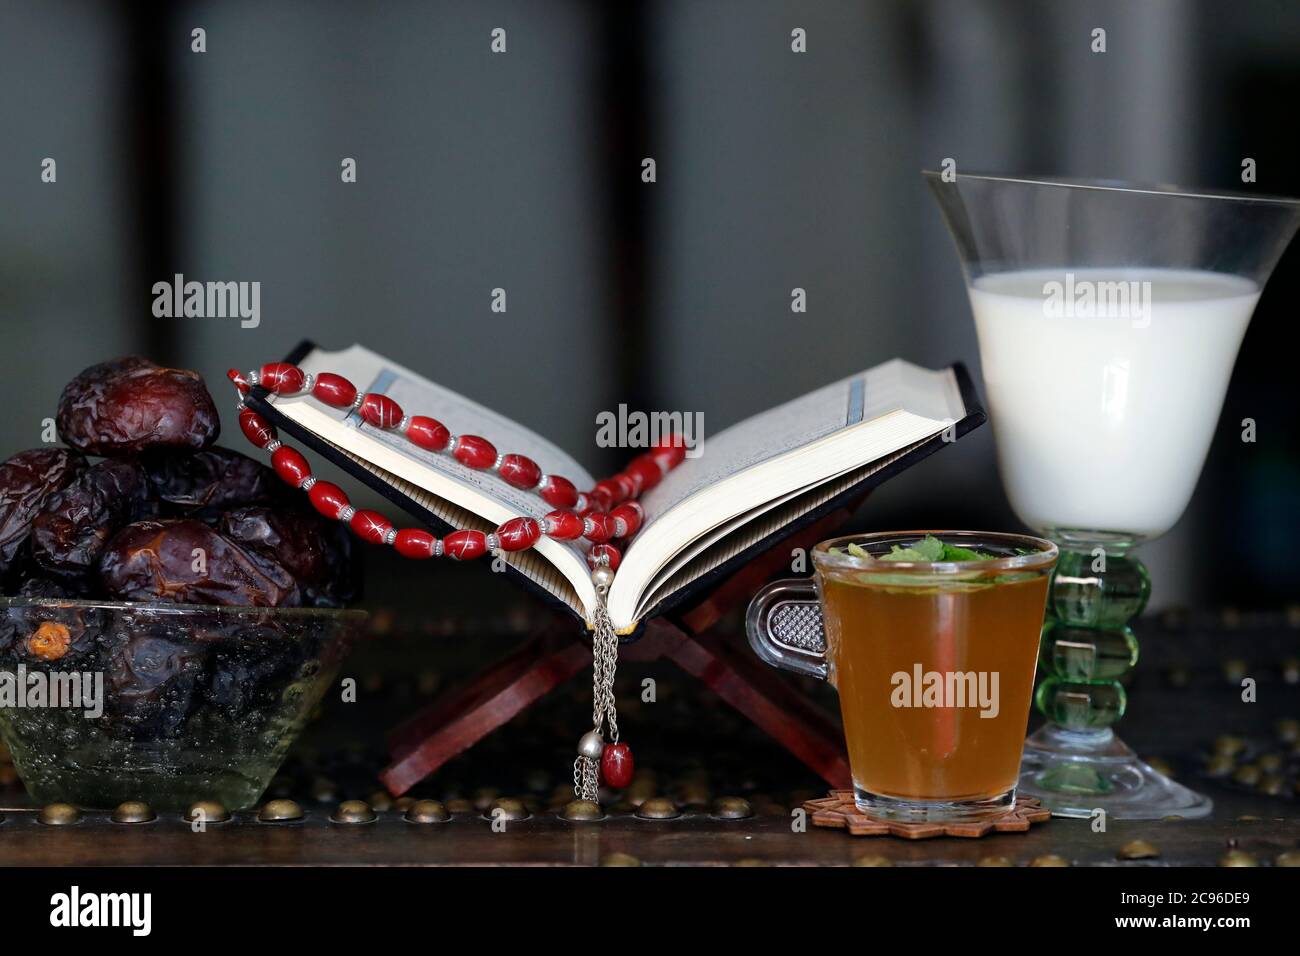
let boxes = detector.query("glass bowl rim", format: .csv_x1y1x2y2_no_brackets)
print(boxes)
0,596,368,620
812,530,1057,574
920,169,1300,207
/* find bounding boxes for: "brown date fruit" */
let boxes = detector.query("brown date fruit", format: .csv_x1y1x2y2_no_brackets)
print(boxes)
218,506,356,608
56,356,220,456
99,519,301,607
15,575,91,599
144,447,281,517
30,459,158,577
0,448,88,582
106,627,207,738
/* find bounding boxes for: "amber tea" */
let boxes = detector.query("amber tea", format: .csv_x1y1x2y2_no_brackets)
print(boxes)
748,531,1057,822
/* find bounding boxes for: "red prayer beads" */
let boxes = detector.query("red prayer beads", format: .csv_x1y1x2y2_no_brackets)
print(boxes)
312,372,357,408
229,363,689,572
600,742,634,788
497,454,541,490
452,435,497,469
406,416,450,451
443,529,488,561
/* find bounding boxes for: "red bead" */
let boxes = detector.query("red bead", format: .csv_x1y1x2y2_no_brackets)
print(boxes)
238,408,277,448
614,474,636,501
539,475,579,509
651,441,687,472
542,510,584,540
394,528,439,559
260,363,306,394
610,503,642,538
453,435,497,469
443,529,488,560
626,455,662,494
591,479,625,509
406,416,450,452
495,517,541,551
228,369,251,395
624,500,646,525
600,742,634,789
587,543,621,571
359,393,404,429
497,454,542,490
271,446,312,487
308,480,350,520
582,512,615,544
349,509,393,544
312,372,357,408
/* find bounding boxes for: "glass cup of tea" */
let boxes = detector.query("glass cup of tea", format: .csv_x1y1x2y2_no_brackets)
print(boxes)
747,531,1057,822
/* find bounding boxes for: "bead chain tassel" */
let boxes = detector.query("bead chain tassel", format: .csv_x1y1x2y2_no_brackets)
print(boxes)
231,362,685,802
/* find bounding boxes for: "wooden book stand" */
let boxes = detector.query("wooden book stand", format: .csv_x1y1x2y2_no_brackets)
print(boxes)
381,504,860,796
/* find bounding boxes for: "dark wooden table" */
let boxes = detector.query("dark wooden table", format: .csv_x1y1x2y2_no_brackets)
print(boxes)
1,608,1297,866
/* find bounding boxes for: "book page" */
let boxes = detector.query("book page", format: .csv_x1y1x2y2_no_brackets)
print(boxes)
632,443,924,620
289,344,596,495
639,360,960,525
268,344,598,619
607,360,964,627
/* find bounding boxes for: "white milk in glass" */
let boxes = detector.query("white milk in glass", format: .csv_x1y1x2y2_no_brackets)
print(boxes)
969,268,1259,540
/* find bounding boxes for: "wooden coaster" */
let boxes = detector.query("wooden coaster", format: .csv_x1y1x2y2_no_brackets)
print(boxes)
803,790,1051,839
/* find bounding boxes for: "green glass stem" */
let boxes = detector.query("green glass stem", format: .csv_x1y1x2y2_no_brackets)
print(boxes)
1035,547,1150,732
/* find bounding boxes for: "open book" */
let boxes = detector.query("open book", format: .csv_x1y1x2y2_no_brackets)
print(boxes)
249,343,983,634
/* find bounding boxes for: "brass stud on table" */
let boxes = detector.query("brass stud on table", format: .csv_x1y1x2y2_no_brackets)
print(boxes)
1219,849,1258,867
404,799,450,824
444,798,474,814
38,803,81,826
559,799,604,822
635,797,681,821
601,852,641,867
1213,735,1245,757
184,801,230,824
710,796,754,820
1030,854,1070,867
1232,765,1261,787
485,797,530,822
1275,851,1300,867
1205,755,1235,777
977,856,1014,867
1221,658,1248,683
258,799,305,823
367,790,394,813
330,800,377,824
1259,776,1286,797
111,801,156,824
1117,840,1160,861
852,855,893,867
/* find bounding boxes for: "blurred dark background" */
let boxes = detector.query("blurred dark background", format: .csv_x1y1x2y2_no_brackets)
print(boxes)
2,0,1298,618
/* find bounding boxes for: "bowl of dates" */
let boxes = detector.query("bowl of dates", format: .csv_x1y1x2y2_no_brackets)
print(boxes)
0,598,364,811
0,357,366,810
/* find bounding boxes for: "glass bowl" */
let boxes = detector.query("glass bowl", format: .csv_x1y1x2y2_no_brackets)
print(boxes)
0,598,366,811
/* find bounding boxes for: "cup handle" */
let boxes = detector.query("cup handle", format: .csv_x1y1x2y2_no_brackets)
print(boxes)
745,578,829,681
